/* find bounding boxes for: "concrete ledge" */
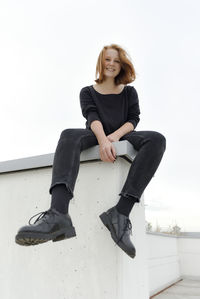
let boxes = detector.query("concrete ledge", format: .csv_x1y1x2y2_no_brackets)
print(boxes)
146,231,178,238
146,231,200,239
0,140,137,173
178,232,200,238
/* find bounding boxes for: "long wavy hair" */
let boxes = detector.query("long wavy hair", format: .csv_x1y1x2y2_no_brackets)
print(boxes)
94,43,137,85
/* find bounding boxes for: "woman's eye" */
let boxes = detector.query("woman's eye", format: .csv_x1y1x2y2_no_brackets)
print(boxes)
105,59,120,63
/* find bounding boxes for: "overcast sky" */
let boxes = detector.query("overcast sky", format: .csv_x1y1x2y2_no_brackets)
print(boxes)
0,0,200,231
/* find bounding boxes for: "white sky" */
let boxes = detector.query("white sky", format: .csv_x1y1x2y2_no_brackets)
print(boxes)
0,0,200,231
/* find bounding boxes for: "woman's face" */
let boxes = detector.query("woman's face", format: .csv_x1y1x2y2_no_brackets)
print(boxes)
103,48,121,79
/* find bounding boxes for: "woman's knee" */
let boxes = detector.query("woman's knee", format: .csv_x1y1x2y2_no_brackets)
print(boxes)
60,128,76,139
149,131,166,151
60,128,91,140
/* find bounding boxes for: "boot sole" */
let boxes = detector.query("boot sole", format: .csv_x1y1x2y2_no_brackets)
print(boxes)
99,212,136,258
15,226,76,246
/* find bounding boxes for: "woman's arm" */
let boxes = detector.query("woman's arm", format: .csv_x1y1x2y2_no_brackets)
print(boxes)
80,87,116,162
90,120,116,163
107,86,140,142
79,87,101,128
107,122,134,142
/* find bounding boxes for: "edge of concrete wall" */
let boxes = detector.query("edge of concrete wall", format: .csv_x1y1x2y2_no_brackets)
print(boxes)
146,231,200,239
0,140,137,174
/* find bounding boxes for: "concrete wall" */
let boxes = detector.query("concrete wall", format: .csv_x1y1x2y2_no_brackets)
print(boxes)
0,145,149,299
146,232,200,296
1,145,200,298
178,236,200,280
146,232,180,296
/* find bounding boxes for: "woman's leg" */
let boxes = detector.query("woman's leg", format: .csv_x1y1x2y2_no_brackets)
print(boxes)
49,128,98,214
99,130,166,258
49,128,98,198
15,128,98,246
118,130,166,202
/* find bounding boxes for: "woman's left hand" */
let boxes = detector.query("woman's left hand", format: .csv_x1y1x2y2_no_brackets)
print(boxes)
107,133,120,142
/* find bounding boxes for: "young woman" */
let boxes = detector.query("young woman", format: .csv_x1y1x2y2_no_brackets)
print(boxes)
15,43,166,259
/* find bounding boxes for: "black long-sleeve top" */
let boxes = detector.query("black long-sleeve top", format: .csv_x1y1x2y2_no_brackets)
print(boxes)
79,85,140,135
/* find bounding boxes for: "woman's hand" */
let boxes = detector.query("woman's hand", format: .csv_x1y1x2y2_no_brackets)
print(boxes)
99,139,116,163
106,133,120,143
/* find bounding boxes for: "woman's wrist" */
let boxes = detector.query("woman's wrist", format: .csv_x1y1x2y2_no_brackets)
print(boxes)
98,137,109,146
113,122,134,139
90,120,107,145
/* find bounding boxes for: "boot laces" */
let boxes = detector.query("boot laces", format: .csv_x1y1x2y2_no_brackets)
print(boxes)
28,209,53,225
115,219,133,246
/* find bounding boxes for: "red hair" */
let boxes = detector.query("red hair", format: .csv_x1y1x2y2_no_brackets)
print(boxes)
94,43,137,85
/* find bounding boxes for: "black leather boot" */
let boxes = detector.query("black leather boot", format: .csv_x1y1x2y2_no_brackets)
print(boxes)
15,208,76,246
99,206,136,258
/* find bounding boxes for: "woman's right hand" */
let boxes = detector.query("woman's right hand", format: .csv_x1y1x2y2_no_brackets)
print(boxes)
99,139,116,163
90,120,116,162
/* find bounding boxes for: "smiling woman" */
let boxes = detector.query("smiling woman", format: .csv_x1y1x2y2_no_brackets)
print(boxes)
15,43,166,259
94,44,136,87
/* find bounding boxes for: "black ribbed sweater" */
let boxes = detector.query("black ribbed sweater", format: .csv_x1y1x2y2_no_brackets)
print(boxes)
79,85,141,135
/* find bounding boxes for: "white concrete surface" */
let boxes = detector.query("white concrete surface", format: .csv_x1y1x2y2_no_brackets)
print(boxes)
152,278,200,298
146,231,200,297
146,232,181,296
178,237,200,279
0,156,149,299
1,145,200,299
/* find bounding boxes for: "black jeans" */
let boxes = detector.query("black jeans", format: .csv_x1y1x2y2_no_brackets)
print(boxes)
49,128,166,203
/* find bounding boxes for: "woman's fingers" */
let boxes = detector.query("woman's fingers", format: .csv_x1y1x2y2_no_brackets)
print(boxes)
99,146,107,162
100,148,111,162
105,147,115,162
99,140,117,163
111,144,117,159
101,146,116,162
106,144,116,162
103,152,112,162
